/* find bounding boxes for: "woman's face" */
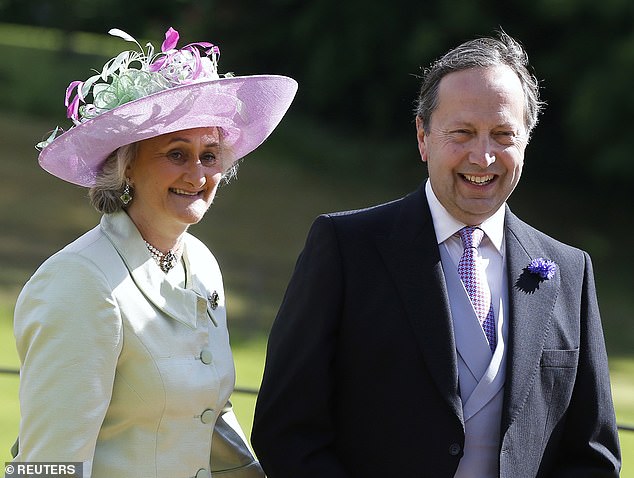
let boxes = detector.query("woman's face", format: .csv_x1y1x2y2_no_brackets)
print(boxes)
125,127,228,238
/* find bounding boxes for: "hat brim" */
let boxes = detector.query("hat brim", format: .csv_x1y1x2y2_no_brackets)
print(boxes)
38,75,298,187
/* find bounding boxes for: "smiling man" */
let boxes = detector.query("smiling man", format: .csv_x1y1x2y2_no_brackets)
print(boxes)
252,32,621,477
417,65,527,226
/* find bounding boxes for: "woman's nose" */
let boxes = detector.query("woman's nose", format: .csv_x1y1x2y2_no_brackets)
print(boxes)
183,160,207,187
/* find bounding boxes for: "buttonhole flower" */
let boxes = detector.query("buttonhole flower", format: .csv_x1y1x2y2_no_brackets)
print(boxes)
527,258,557,280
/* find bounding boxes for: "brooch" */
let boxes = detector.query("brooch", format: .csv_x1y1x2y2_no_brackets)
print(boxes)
209,290,219,310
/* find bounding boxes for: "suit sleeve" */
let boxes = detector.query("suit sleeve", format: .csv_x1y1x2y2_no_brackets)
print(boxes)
12,253,123,475
550,251,621,476
252,215,351,478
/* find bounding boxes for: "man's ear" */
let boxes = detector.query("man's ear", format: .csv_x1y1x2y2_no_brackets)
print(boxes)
415,116,428,163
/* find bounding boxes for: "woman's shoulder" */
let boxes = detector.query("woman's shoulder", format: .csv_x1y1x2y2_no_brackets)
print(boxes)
28,223,123,289
15,227,123,339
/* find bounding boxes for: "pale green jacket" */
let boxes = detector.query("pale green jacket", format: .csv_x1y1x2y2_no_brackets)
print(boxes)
12,211,263,478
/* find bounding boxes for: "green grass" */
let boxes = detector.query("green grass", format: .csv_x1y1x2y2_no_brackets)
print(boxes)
1,299,20,465
0,108,632,475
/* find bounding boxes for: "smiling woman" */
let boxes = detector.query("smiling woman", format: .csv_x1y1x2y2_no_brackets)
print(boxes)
90,127,231,258
9,26,296,478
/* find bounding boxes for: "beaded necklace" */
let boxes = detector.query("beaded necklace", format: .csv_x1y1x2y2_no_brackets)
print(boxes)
144,241,181,273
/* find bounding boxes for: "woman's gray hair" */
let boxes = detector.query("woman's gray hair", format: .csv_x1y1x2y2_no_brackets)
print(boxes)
89,143,138,214
89,129,239,214
415,31,545,138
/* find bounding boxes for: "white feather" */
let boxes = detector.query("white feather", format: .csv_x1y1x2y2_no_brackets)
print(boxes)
108,28,136,43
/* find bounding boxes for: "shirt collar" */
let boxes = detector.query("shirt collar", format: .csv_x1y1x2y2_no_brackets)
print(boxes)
424,179,505,254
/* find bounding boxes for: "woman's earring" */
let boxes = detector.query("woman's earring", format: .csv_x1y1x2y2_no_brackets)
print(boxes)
120,182,132,205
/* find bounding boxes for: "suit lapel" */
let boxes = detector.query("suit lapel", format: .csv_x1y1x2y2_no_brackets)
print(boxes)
373,194,562,432
375,186,462,421
501,210,561,432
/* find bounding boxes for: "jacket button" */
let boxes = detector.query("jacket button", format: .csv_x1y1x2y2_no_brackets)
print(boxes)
201,409,215,424
449,443,462,456
200,349,213,364
195,468,209,478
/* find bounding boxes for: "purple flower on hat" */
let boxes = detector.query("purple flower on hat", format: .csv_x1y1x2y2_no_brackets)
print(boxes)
162,27,179,51
149,27,220,84
54,27,227,133
527,258,557,280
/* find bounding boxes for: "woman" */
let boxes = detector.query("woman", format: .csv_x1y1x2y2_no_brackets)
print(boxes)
11,27,297,478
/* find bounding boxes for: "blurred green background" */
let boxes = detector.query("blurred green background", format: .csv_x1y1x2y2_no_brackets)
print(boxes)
0,0,632,474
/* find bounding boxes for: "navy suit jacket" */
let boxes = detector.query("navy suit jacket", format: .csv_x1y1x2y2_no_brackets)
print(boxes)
252,183,621,477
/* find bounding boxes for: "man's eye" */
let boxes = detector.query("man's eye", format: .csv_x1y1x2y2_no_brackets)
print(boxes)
494,131,516,144
449,130,473,141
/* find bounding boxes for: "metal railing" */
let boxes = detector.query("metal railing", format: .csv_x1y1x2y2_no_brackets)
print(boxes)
1,367,632,432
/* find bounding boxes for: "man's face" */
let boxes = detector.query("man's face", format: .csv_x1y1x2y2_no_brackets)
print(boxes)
417,65,529,225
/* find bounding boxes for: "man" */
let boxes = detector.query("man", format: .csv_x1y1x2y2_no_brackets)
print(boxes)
251,32,621,477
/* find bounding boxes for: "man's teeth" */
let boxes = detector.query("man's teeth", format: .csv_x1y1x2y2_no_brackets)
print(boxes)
463,174,494,184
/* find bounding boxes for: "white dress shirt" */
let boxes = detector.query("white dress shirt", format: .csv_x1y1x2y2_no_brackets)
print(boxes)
424,180,506,335
425,180,509,478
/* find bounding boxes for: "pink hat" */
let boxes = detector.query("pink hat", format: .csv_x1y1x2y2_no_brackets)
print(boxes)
36,28,298,187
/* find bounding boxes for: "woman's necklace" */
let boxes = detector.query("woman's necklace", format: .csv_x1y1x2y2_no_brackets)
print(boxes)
144,240,181,273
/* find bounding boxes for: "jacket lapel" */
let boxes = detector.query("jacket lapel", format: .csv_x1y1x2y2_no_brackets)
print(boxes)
501,210,561,432
375,186,462,422
100,211,204,329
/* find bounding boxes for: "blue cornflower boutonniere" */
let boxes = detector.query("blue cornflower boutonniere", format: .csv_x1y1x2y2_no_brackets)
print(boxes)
527,258,557,280
515,257,557,294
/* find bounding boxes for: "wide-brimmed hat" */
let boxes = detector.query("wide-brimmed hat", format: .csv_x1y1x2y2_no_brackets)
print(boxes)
36,27,298,187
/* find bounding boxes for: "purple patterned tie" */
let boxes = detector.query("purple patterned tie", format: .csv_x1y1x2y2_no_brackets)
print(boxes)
458,226,496,352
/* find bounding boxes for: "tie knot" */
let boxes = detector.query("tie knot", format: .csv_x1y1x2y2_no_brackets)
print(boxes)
458,226,484,250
